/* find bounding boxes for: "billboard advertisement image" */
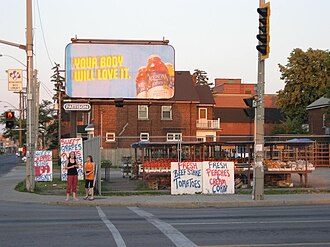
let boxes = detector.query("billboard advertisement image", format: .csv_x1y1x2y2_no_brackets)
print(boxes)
65,43,175,99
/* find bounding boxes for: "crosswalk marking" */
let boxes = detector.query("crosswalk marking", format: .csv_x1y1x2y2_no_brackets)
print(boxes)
96,206,127,247
129,206,197,247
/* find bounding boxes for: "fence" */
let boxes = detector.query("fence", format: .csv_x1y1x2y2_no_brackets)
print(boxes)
83,136,102,195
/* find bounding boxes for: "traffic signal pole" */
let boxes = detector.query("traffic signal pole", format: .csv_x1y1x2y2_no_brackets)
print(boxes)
253,0,270,200
26,0,36,192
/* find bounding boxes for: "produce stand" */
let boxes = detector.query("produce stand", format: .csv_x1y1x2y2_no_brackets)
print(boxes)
121,156,133,179
131,139,316,189
263,139,315,187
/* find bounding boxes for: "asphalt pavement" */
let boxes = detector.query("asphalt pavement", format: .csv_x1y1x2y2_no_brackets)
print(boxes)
1,156,330,208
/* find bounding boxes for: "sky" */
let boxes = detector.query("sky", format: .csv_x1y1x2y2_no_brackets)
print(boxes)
0,0,329,116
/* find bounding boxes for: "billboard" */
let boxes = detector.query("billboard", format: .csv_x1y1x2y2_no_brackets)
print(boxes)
65,43,175,99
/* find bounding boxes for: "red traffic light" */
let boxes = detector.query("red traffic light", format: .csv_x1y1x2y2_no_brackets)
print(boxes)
6,111,15,120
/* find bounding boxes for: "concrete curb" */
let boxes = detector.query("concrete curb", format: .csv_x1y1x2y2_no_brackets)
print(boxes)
49,199,330,208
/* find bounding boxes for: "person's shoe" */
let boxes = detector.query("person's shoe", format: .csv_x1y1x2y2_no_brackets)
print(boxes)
65,198,69,201
73,198,79,201
83,196,88,200
89,197,94,201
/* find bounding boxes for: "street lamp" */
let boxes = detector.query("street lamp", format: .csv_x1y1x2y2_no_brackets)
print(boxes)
0,0,36,192
0,53,27,150
0,54,27,68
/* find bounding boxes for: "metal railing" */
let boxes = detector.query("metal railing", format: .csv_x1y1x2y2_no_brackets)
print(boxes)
196,118,221,129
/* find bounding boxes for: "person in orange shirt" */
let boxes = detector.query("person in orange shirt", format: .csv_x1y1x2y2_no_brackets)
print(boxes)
83,155,95,200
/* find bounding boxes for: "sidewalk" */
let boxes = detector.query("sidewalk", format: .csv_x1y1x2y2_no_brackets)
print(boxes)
1,165,330,208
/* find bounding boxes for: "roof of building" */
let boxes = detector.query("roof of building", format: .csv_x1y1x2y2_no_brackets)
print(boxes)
195,85,215,104
172,71,200,101
306,96,330,110
214,107,283,123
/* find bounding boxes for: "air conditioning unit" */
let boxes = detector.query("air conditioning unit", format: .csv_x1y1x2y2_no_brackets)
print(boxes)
325,128,330,135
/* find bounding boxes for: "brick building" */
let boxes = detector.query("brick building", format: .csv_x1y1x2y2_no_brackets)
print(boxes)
307,96,330,135
213,78,282,139
62,71,220,163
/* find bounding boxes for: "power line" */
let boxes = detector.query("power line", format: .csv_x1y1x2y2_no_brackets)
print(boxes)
40,81,53,98
36,0,54,67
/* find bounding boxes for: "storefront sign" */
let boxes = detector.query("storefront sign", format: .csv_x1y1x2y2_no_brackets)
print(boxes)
63,103,91,111
34,150,52,181
60,138,84,181
202,161,235,194
171,162,203,195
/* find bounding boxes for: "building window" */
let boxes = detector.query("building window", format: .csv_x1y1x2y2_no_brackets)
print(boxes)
196,137,205,142
167,133,182,141
199,108,207,120
138,105,148,120
140,133,149,142
105,132,116,142
161,106,172,120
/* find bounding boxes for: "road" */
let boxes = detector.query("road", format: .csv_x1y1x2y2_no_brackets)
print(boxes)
0,202,329,247
0,154,18,177
0,155,330,247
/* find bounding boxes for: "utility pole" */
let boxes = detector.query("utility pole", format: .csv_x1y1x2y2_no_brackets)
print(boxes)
25,0,36,192
253,0,270,200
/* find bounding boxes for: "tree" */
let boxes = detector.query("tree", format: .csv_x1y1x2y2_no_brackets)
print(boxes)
193,69,212,87
277,48,330,133
38,100,57,149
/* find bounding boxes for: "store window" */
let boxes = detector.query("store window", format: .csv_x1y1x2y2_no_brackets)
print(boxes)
138,105,148,120
140,133,149,142
161,106,172,120
167,133,182,141
105,132,116,142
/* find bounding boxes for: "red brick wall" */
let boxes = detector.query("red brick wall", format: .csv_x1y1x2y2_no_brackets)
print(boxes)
93,102,198,148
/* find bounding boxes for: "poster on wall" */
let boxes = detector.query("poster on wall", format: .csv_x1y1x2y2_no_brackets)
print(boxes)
60,138,84,181
171,162,203,195
202,161,235,194
65,43,175,99
34,150,52,181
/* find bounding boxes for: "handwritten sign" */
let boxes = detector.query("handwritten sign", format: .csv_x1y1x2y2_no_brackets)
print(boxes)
60,138,84,181
34,151,52,181
202,161,234,194
171,162,203,195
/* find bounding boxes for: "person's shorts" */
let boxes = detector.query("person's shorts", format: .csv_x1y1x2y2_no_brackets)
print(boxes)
85,180,94,188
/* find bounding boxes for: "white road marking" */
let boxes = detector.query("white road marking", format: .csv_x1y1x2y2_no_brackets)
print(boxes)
96,206,126,247
129,207,197,247
171,219,330,226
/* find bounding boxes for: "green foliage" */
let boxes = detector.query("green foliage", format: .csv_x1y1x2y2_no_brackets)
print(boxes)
271,117,308,135
101,160,112,168
277,48,330,133
193,69,212,87
38,99,58,149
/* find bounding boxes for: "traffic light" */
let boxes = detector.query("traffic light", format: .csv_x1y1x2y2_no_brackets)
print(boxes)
5,111,15,128
243,97,256,119
256,2,270,60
